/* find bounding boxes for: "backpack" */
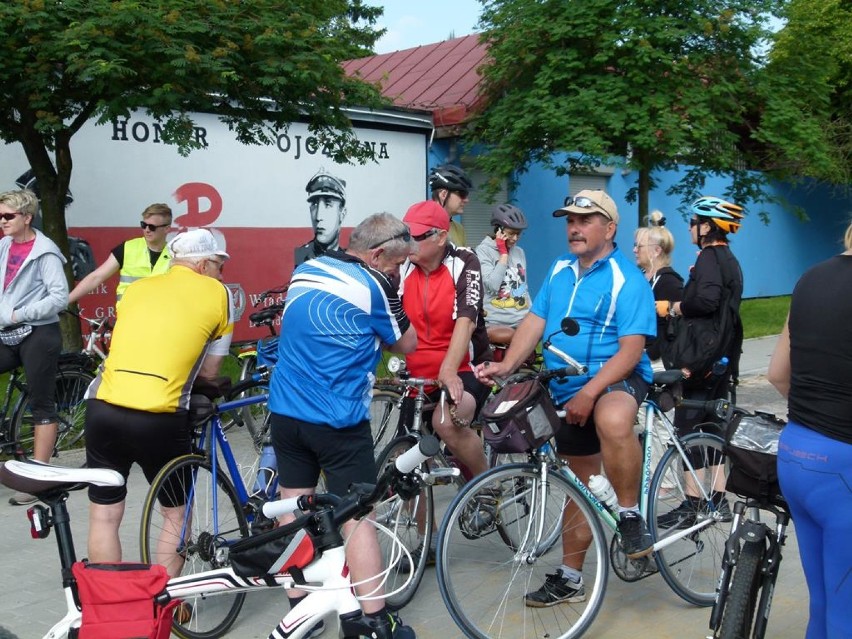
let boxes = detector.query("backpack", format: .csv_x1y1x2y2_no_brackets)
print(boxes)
724,411,787,508
69,236,96,281
659,248,742,379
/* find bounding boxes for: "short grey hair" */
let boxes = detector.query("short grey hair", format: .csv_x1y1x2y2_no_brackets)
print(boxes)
349,212,412,258
0,189,39,218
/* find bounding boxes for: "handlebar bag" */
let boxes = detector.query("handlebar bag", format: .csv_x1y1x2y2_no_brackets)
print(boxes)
724,411,787,508
71,561,179,639
480,379,561,454
229,513,317,580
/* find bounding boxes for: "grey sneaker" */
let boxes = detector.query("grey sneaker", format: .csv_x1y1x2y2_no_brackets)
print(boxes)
618,510,653,559
525,571,585,607
398,542,436,574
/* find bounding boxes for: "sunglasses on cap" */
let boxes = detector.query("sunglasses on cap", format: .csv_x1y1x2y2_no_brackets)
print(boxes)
369,229,411,249
0,212,24,221
140,221,170,232
564,195,607,213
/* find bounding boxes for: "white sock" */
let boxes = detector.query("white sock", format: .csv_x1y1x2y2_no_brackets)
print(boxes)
559,565,583,583
618,504,640,515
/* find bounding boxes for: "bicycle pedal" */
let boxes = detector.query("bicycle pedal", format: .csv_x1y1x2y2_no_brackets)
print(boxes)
423,466,461,485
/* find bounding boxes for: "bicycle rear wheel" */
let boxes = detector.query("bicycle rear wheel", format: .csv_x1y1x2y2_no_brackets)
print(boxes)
436,464,608,639
140,454,249,639
11,365,93,466
716,540,765,639
374,435,434,610
369,390,403,457
234,357,269,448
649,431,730,606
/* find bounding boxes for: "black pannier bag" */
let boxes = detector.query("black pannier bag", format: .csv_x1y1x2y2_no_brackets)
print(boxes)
724,411,786,508
229,514,317,580
480,379,562,454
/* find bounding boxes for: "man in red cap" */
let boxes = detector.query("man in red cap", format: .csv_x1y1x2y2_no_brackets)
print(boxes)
397,200,492,567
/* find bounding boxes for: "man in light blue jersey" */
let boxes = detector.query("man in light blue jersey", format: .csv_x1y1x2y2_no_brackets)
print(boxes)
477,190,656,607
269,212,417,639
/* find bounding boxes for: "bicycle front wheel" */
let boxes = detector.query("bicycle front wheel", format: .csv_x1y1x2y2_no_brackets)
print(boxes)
437,463,608,639
370,390,403,457
715,539,764,639
374,435,434,610
11,366,94,465
140,454,249,639
649,431,730,606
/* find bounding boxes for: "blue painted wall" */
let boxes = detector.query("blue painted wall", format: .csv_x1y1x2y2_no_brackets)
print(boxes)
482,152,852,299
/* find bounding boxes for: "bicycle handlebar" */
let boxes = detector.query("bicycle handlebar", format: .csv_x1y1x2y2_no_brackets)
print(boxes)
678,397,736,421
262,435,440,519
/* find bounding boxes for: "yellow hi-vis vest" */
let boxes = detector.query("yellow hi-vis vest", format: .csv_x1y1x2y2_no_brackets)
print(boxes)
116,237,170,300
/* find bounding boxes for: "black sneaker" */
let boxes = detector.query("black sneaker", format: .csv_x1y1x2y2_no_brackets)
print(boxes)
306,619,325,638
618,510,653,559
363,611,416,639
524,571,585,607
398,542,436,574
656,497,701,529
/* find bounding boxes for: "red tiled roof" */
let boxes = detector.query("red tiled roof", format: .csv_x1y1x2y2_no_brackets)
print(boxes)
343,34,488,128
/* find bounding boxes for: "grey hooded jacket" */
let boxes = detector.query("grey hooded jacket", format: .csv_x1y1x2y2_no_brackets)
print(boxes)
0,229,68,328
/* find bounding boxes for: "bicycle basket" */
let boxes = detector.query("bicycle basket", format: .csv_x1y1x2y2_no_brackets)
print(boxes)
724,411,786,507
229,513,316,580
480,379,561,453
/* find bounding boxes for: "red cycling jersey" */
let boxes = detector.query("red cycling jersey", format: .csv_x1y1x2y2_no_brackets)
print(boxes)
400,244,490,379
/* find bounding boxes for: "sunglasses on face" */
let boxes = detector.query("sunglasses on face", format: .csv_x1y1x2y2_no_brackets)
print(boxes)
369,229,411,249
689,218,700,228
140,221,170,232
451,189,470,199
205,258,225,273
0,212,24,221
413,229,439,242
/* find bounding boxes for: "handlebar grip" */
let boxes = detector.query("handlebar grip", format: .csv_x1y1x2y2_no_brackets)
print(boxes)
394,435,440,474
262,496,301,519
544,344,588,375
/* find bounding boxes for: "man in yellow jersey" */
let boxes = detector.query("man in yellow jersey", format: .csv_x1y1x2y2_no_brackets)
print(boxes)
83,228,232,565
68,203,172,305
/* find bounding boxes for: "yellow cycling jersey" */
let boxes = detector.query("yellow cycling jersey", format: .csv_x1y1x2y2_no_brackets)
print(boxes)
87,265,233,413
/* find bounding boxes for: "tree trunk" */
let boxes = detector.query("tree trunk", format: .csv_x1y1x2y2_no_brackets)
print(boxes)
637,162,650,226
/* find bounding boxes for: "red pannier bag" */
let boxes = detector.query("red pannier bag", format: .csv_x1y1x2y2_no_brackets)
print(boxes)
71,562,179,639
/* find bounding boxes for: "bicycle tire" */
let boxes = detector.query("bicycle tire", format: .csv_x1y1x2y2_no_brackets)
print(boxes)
235,356,268,447
11,365,94,465
369,390,403,457
716,540,764,639
436,463,608,639
140,454,249,639
374,434,434,610
649,431,730,606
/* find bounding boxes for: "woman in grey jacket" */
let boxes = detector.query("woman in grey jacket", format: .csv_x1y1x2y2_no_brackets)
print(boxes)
0,189,69,505
475,204,532,351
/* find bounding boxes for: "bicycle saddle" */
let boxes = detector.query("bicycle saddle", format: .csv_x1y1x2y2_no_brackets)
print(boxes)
0,460,124,497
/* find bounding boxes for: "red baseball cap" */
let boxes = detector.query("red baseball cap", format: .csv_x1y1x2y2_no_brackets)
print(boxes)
403,201,450,236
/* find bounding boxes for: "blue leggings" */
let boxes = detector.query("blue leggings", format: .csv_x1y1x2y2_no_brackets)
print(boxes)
777,421,852,639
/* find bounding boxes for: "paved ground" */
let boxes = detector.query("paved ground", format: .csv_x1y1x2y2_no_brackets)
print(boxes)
1,336,808,639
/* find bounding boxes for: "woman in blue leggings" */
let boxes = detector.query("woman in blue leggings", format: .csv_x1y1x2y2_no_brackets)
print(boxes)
768,221,852,639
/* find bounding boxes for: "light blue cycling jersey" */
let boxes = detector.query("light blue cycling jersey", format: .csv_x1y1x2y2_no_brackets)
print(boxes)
268,251,409,429
531,244,655,406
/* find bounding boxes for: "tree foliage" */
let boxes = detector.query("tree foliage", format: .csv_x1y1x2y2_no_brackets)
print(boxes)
762,0,852,187
0,0,386,295
469,0,825,223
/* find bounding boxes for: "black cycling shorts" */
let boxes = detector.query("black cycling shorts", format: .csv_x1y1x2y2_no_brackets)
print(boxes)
555,372,649,456
85,398,191,505
270,413,376,498
424,370,492,419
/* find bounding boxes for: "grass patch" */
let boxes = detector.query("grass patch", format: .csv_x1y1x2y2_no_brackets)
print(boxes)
740,296,790,339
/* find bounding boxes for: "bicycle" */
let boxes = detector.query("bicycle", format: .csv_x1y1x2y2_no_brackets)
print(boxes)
62,308,112,370
434,368,733,639
137,375,277,639
0,352,95,466
0,435,439,639
709,411,790,639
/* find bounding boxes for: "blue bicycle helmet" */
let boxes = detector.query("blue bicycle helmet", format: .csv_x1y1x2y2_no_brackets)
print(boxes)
690,196,744,234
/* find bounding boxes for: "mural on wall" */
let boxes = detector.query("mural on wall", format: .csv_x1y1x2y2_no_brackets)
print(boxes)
0,111,430,341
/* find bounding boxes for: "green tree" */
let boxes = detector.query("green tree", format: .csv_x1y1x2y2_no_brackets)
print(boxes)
470,0,799,223
760,0,852,188
0,0,385,343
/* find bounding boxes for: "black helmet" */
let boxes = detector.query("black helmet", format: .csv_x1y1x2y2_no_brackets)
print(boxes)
429,164,473,192
490,203,528,230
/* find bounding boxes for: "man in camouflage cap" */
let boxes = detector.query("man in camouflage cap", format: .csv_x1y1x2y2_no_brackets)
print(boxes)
294,169,347,265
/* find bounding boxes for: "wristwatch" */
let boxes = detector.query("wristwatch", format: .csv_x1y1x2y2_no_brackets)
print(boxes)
668,304,677,318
